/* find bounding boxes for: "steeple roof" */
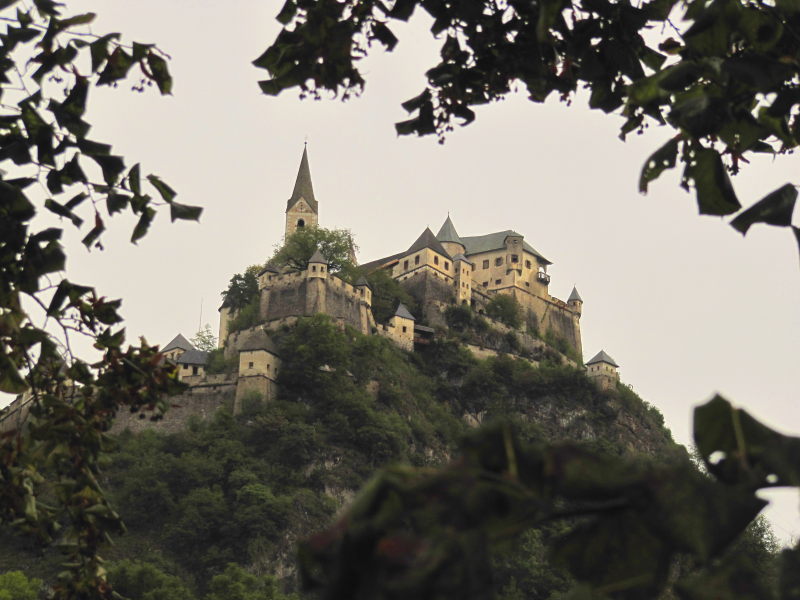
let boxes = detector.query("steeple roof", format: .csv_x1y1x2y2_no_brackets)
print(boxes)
163,333,193,353
568,286,583,302
436,215,463,245
586,350,618,367
286,145,318,213
394,303,416,321
309,248,327,264
407,227,452,258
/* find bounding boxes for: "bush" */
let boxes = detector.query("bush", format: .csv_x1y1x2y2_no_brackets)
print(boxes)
205,349,237,374
486,294,522,329
228,298,260,334
444,304,473,331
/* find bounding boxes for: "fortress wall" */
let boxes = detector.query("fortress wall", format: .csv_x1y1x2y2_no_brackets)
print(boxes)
323,281,368,333
110,387,235,435
266,280,309,321
400,271,455,327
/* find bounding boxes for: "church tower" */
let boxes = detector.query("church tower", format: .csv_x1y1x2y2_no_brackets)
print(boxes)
285,145,318,237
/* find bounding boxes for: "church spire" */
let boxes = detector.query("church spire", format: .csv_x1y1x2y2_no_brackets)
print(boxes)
285,145,319,237
287,145,318,213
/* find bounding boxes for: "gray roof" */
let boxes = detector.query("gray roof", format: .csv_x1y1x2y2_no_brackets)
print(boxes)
177,349,209,366
163,333,193,353
257,262,279,276
358,251,405,274
436,215,463,245
452,253,473,265
407,227,452,258
239,329,279,354
460,230,551,265
586,350,618,367
394,303,416,321
568,286,583,302
355,276,372,289
286,146,318,212
309,248,327,264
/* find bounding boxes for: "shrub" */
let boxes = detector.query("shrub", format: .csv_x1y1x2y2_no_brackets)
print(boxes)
486,294,522,329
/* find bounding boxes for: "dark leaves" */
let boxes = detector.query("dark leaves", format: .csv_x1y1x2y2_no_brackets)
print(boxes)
730,184,797,235
684,148,741,216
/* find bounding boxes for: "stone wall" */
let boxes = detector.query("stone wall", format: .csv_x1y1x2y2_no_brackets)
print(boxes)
110,386,235,435
400,270,456,327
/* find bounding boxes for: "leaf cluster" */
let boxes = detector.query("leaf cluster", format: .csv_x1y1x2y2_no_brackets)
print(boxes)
259,0,800,254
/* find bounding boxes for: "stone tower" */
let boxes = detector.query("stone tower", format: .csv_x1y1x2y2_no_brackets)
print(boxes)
585,350,619,391
285,145,318,237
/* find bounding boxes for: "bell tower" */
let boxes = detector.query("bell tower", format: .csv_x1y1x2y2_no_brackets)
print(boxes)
285,144,319,237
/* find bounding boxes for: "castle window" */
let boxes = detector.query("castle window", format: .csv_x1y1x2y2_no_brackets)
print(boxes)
434,256,439,265
483,281,488,288
511,254,519,263
404,260,409,270
312,265,317,272
321,267,325,272
495,257,503,266
248,362,254,369
192,366,198,375
525,260,532,269
482,260,489,269
297,219,305,228
402,326,407,333
495,279,501,285
415,255,420,265
444,261,449,270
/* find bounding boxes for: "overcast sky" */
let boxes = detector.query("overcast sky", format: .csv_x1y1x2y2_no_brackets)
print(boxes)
3,1,798,542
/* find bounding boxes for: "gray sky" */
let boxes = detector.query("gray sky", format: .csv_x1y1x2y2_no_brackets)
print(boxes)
5,1,799,542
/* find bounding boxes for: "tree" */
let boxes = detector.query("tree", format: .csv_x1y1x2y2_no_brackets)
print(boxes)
485,294,523,329
191,324,218,352
0,571,42,600
222,266,261,311
257,0,800,255
365,268,419,324
297,396,794,600
0,2,199,598
270,226,357,276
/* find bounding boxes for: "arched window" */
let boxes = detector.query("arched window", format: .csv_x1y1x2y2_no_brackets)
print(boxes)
297,219,305,228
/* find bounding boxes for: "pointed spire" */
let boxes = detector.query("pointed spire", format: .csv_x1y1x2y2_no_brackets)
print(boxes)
436,215,462,244
287,145,318,213
568,286,583,302
163,333,194,353
586,350,618,367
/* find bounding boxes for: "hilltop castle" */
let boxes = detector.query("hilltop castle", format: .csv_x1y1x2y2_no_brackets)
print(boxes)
161,147,620,411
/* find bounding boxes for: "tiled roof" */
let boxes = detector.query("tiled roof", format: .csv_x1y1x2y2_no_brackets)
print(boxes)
177,349,209,365
461,230,551,265
239,329,279,354
407,227,452,258
586,350,618,367
394,303,416,321
163,333,193,353
436,215,462,245
568,286,583,302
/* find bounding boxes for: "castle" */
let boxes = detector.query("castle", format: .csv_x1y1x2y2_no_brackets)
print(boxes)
156,147,621,411
0,147,623,434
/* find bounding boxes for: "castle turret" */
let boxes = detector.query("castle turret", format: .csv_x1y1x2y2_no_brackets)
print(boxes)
568,286,583,316
436,215,465,258
355,276,372,307
389,303,415,351
307,248,328,279
285,145,318,237
585,350,619,391
236,328,281,412
453,253,473,304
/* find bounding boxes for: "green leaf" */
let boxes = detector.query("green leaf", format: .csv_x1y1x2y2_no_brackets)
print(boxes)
97,46,133,86
106,193,130,215
127,163,141,195
131,206,155,243
276,0,297,24
89,33,119,72
169,201,202,222
372,21,398,50
146,51,172,95
91,154,125,185
730,183,797,235
639,137,679,193
146,174,176,202
685,148,740,216
0,349,28,394
779,547,800,600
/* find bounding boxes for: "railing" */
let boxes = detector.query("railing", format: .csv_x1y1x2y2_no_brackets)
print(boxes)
536,271,551,284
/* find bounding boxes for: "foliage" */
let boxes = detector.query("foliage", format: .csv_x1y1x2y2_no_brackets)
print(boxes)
270,226,357,275
205,563,297,600
298,397,789,600
191,324,218,353
258,0,800,255
0,570,42,600
205,349,238,375
444,303,473,331
227,298,261,335
486,294,523,329
364,268,419,324
108,560,194,600
543,329,582,364
222,266,261,312
0,2,200,597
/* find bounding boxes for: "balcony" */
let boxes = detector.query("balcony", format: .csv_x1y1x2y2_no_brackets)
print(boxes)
536,271,551,285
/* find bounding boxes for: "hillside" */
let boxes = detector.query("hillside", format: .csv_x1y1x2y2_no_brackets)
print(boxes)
0,313,696,599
